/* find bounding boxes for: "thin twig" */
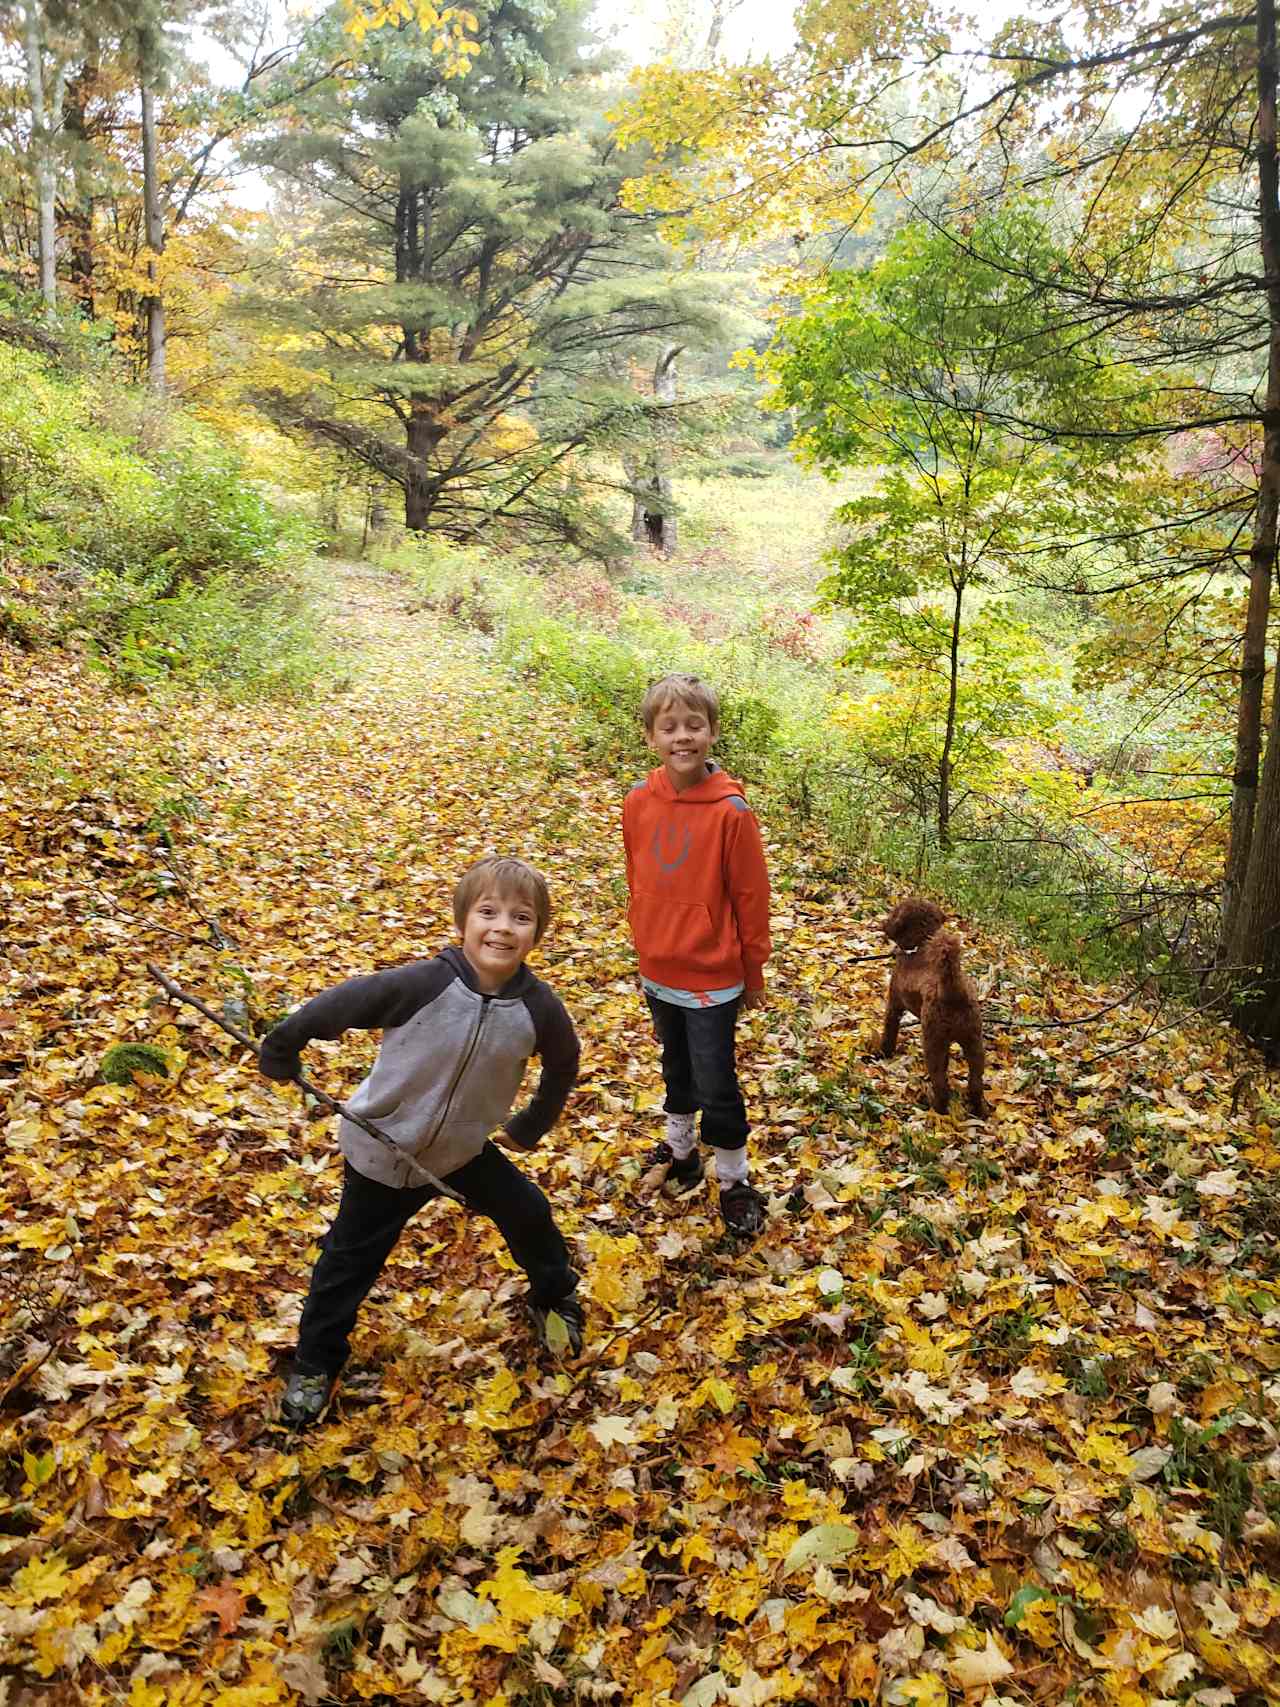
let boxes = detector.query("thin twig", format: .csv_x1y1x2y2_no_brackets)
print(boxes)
146,965,465,1203
512,1296,670,1459
155,848,238,951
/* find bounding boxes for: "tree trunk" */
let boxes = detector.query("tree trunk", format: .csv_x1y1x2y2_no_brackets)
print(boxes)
632,345,681,555
404,407,444,531
938,580,963,848
62,60,98,318
21,1,64,318
1222,0,1280,960
1220,540,1272,949
1227,0,1280,1054
140,79,166,392
624,446,648,543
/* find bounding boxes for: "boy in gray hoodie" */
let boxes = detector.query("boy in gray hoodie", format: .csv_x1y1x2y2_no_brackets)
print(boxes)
259,856,581,1429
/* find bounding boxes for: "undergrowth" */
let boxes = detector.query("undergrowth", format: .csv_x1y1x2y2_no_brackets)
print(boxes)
380,531,1156,985
0,335,328,700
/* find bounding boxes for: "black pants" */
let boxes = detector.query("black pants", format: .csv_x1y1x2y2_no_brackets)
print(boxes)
295,1143,577,1375
645,992,748,1151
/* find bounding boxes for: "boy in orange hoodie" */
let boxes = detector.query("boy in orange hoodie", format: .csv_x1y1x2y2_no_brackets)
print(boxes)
623,673,772,1236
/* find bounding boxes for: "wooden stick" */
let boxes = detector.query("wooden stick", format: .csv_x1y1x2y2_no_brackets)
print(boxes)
146,964,465,1203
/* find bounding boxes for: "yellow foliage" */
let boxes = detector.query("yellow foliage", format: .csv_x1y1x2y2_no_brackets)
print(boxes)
341,0,480,74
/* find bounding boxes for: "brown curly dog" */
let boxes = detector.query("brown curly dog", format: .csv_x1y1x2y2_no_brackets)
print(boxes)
877,897,988,1118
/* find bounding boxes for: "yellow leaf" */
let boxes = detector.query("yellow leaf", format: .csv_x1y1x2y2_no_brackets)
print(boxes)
894,1677,948,1707
22,1449,55,1487
12,1551,71,1606
477,1549,571,1628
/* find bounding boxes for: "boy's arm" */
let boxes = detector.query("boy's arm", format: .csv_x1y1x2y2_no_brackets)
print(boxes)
501,986,581,1150
726,805,772,993
259,960,452,1081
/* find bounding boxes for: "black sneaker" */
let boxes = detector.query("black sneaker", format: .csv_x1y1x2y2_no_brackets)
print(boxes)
529,1295,585,1356
280,1363,334,1430
645,1139,705,1198
719,1180,766,1238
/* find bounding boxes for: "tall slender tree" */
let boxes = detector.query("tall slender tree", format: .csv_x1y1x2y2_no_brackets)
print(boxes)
17,0,68,313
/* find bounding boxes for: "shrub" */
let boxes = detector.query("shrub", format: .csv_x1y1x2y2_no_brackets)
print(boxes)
0,340,327,699
99,566,332,702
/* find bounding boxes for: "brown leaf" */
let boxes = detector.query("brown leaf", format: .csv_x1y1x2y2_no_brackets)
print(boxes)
196,1582,246,1637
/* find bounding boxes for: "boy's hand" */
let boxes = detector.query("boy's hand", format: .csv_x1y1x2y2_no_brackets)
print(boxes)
743,985,768,1011
494,1128,536,1153
259,1045,302,1082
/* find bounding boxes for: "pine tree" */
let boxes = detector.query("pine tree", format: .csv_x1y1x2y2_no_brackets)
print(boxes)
248,0,738,546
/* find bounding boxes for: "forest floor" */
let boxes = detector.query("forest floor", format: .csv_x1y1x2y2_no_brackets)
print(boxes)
2,562,1279,1707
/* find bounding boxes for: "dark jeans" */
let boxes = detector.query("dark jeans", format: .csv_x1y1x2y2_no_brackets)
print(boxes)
296,1143,577,1375
645,992,748,1151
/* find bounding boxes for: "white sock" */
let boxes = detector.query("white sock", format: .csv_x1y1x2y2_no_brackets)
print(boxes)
714,1147,749,1186
664,1113,697,1159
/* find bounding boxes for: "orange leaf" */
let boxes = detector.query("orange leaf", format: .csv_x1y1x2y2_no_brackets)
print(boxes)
196,1582,246,1636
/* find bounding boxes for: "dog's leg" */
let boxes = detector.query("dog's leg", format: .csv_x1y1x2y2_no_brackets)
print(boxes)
965,1033,988,1118
878,990,904,1057
921,1018,952,1113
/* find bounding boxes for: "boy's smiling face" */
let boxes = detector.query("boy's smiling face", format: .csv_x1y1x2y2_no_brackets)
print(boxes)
647,698,717,792
461,889,539,992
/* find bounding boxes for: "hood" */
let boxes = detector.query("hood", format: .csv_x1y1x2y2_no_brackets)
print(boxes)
644,762,747,804
442,943,536,1000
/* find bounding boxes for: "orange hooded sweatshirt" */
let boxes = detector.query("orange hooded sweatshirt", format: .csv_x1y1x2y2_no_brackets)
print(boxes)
623,763,771,996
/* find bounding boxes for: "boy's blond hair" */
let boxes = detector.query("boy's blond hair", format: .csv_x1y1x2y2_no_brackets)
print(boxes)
640,672,720,733
452,857,551,942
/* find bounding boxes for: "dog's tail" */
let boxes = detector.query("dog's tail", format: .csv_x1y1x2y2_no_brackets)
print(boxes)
931,930,966,991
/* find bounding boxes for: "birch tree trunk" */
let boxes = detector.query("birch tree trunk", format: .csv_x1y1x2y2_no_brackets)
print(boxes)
630,344,681,555
21,1,65,318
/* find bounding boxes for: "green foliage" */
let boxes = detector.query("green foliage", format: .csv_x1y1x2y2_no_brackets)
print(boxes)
0,343,328,699
834,606,1064,805
762,205,1153,838
690,453,774,479
101,1043,170,1084
96,567,331,701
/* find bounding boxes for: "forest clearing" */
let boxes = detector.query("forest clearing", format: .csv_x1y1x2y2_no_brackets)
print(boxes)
6,0,1280,1700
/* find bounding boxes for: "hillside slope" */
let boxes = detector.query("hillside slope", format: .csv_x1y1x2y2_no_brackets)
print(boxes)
1,565,1277,1705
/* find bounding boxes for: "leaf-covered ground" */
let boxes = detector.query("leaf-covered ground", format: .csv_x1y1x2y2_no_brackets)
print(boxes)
3,565,1279,1707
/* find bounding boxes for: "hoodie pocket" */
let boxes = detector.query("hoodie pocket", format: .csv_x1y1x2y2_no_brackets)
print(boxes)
630,891,718,970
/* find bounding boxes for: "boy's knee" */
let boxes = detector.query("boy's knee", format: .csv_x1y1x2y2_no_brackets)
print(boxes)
501,1178,556,1238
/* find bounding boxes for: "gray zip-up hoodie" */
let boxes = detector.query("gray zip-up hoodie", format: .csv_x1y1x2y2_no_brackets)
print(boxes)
259,947,579,1188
